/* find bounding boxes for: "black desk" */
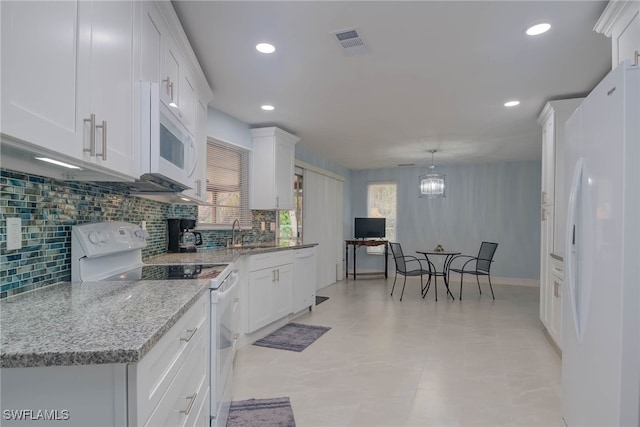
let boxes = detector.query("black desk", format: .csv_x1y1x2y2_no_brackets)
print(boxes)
345,240,388,280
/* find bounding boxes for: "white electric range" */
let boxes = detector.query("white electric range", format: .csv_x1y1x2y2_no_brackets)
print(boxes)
71,221,238,427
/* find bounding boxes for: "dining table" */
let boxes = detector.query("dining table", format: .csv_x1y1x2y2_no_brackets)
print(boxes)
416,250,460,300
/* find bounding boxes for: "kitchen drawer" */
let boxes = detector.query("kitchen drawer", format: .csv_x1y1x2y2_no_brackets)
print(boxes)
550,255,564,280
130,292,209,425
249,251,292,271
143,328,209,427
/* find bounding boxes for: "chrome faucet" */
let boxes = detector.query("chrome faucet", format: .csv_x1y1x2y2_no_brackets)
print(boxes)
231,219,241,247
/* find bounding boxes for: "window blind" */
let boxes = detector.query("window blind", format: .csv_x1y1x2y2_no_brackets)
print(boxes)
197,139,251,228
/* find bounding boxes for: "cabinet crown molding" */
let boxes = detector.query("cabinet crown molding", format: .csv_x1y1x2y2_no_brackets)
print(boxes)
250,127,300,144
594,0,639,36
537,98,584,125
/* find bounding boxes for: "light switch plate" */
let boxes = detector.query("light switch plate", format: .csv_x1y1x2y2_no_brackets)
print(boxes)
260,221,265,231
269,222,275,232
7,218,22,250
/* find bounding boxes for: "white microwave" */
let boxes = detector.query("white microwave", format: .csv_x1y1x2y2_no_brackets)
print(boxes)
139,82,197,192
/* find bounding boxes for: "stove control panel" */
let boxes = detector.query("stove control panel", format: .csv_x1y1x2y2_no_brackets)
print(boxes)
72,221,147,259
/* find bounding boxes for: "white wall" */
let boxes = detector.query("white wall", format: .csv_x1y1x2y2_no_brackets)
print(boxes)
350,161,541,280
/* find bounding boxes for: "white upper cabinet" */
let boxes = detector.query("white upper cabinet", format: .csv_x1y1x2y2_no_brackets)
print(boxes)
595,0,640,68
182,98,208,203
140,1,206,136
250,127,299,210
1,0,137,180
77,0,137,178
1,1,82,160
139,1,212,202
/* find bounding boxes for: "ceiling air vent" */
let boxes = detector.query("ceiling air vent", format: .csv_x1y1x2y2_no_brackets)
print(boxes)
333,28,367,56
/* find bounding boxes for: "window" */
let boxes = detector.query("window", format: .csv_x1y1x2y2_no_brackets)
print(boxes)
367,182,397,254
198,139,251,228
278,168,303,242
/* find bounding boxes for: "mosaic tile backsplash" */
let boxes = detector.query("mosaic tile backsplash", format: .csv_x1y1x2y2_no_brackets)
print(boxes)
0,169,276,299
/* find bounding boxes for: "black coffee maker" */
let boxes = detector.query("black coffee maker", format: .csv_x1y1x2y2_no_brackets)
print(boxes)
167,218,203,253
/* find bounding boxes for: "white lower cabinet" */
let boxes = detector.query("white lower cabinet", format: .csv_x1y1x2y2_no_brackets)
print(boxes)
247,251,293,333
0,292,210,427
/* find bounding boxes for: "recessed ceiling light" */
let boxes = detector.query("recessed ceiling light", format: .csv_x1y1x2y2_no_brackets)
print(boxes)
256,43,275,54
526,23,551,36
504,100,520,107
34,156,82,169
261,105,275,111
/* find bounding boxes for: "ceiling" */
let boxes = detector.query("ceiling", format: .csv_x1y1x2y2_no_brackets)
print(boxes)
172,1,611,170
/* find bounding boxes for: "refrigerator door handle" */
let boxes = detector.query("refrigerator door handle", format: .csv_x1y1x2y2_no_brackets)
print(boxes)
566,158,584,341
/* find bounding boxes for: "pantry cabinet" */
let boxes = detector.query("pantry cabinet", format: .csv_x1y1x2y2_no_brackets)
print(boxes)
537,98,582,350
1,0,137,180
595,0,640,68
250,127,300,210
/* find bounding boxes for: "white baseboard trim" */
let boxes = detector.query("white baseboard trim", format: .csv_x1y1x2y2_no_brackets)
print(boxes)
448,273,539,288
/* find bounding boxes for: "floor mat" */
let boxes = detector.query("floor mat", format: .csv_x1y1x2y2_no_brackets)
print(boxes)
252,322,331,352
226,397,295,427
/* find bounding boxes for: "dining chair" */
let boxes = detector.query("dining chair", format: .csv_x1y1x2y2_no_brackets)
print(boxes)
389,242,435,301
448,242,498,300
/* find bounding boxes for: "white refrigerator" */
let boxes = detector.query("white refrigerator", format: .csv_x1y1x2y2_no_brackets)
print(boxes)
563,60,640,426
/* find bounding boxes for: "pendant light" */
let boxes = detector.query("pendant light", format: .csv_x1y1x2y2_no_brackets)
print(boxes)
419,150,446,198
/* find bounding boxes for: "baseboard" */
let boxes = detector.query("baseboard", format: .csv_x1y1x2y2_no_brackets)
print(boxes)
541,323,562,358
448,273,539,287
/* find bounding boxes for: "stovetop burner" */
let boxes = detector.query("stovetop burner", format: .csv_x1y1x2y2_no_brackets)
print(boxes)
103,264,226,281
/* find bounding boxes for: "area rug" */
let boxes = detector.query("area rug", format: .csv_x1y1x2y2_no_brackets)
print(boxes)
315,295,329,305
226,397,295,427
253,322,331,352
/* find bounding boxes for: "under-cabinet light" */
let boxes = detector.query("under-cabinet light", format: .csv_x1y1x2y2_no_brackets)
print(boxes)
34,156,82,169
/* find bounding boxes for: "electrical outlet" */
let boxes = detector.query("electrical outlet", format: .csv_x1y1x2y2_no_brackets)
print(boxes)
269,222,275,232
7,218,22,250
141,221,147,231
260,221,265,231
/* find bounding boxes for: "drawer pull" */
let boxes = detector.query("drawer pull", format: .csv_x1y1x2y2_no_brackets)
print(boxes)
181,327,198,342
180,393,198,415
233,297,239,303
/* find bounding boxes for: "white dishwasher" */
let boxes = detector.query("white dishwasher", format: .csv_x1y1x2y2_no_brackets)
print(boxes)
292,246,317,313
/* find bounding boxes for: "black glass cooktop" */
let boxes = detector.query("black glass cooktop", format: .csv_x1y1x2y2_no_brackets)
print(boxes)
104,264,226,281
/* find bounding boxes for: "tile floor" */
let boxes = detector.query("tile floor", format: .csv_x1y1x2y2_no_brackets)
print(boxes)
232,277,562,427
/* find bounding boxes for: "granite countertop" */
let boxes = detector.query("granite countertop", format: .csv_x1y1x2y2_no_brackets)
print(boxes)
144,242,318,265
1,243,318,369
0,279,210,368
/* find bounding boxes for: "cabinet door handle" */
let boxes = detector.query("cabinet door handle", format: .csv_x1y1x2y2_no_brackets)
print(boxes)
196,179,202,197
83,114,96,156
96,120,107,160
541,191,547,205
272,270,276,282
180,393,198,415
180,327,198,342
275,196,279,208
276,269,280,281
541,208,546,221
